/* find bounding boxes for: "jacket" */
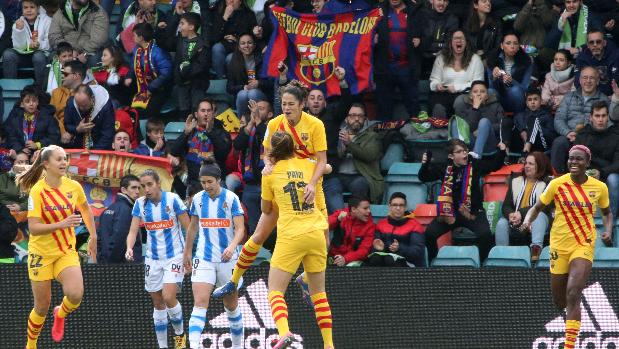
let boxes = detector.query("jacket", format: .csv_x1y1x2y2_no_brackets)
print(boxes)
487,50,533,93
374,216,425,266
174,35,210,90
339,123,385,204
575,123,619,180
0,171,28,211
4,104,59,152
328,208,375,263
512,0,553,49
514,107,557,151
454,92,505,134
206,5,257,53
48,0,109,53
97,193,142,263
541,65,575,109
64,85,115,150
226,52,270,96
501,174,549,222
129,41,173,92
545,6,601,50
233,120,267,185
554,89,609,136
413,7,459,59
11,13,52,53
157,2,209,52
50,86,72,135
574,41,619,96
465,20,501,61
0,205,17,259
133,139,166,157
116,1,167,41
373,0,421,76
170,119,231,181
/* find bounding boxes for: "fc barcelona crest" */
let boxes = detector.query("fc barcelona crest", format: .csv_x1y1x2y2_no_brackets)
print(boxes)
297,41,337,86
301,133,309,142
66,192,73,199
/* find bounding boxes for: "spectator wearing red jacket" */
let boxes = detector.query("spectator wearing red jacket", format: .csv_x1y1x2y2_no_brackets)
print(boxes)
369,192,426,267
328,196,374,266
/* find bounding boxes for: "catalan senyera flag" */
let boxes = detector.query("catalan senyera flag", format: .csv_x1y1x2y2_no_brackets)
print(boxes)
65,150,173,216
262,6,382,97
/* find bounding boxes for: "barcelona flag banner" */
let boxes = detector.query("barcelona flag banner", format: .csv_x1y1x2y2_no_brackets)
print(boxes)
262,6,382,97
65,150,173,216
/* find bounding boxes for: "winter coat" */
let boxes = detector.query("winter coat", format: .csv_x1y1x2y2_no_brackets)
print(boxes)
133,139,166,157
413,7,459,59
554,89,609,136
513,0,554,49
233,120,267,185
501,174,550,222
206,5,257,53
0,205,17,259
541,65,575,109
545,6,601,50
97,194,142,263
328,208,375,263
129,41,173,93
487,50,533,93
575,123,619,180
454,92,505,134
374,216,425,267
0,171,28,211
11,13,52,53
48,0,109,53
64,85,115,150
574,41,619,96
465,19,501,61
174,35,211,90
4,104,59,152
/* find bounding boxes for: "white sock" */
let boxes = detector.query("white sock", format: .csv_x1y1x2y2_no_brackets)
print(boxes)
225,306,244,349
153,308,169,348
167,302,184,336
188,307,207,349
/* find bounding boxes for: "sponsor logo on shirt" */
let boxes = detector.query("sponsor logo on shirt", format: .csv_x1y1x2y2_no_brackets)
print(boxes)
200,218,231,228
144,219,174,230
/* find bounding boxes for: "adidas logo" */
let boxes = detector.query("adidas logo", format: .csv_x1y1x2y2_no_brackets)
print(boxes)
199,279,304,348
533,282,619,348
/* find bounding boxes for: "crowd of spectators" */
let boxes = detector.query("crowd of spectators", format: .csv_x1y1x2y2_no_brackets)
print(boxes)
2,0,619,266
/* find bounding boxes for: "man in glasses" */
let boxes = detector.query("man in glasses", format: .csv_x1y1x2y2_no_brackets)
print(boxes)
575,30,619,96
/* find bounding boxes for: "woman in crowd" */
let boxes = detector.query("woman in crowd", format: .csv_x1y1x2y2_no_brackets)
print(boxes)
0,151,30,212
541,49,575,112
429,30,484,118
495,151,552,262
93,45,132,108
465,0,501,61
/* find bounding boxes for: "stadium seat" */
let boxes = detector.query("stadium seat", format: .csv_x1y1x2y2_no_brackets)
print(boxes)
535,246,550,270
0,78,34,121
164,122,185,140
406,139,448,165
160,87,178,115
380,143,405,174
483,246,531,268
593,248,619,268
207,79,234,105
483,182,509,202
385,162,422,183
413,203,436,227
430,246,480,268
436,231,452,250
370,204,389,223
384,182,427,211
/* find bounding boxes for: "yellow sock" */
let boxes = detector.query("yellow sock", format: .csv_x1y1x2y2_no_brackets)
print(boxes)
564,320,581,349
311,292,333,348
26,309,46,349
57,296,81,318
231,239,261,285
268,291,289,336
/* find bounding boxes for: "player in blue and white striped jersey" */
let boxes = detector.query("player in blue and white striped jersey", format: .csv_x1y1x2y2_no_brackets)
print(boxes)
126,169,190,349
183,158,245,349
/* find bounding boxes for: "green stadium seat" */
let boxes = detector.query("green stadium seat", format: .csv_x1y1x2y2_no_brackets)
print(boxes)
593,247,619,268
1,78,34,121
430,246,480,268
380,143,405,174
385,162,421,183
370,204,389,223
207,79,234,105
536,246,550,270
164,122,185,140
483,246,531,268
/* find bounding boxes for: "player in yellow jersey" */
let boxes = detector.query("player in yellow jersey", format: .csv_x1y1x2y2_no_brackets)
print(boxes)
261,131,334,349
523,145,613,349
214,81,329,302
16,145,97,349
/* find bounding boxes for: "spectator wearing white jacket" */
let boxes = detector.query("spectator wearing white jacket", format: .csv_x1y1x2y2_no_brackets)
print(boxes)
2,0,51,85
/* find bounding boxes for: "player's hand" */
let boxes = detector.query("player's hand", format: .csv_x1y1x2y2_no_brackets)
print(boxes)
88,237,97,263
183,253,192,273
59,214,83,229
333,255,346,267
262,162,274,176
222,244,237,262
303,182,316,203
125,248,134,261
602,232,613,246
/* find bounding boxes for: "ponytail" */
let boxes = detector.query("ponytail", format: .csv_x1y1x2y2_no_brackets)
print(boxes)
16,145,64,192
269,131,295,163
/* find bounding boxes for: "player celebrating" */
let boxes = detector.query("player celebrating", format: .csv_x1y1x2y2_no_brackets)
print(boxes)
214,80,328,301
17,145,97,349
523,145,613,349
126,170,190,349
262,131,334,349
182,158,245,349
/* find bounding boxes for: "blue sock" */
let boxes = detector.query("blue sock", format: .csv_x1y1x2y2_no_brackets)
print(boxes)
189,307,207,349
226,306,244,349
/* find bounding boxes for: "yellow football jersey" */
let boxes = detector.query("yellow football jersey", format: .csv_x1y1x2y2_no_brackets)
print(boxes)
540,174,609,250
261,157,328,237
263,112,328,158
27,177,87,257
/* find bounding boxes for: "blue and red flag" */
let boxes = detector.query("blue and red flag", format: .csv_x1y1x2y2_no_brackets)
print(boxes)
262,6,382,97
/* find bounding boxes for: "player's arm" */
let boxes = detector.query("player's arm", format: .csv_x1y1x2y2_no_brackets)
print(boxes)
183,215,199,272
261,199,273,214
304,150,327,203
222,215,246,262
521,200,547,232
78,201,98,263
601,206,613,245
125,216,141,261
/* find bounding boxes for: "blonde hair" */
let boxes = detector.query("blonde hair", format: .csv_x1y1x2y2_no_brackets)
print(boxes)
16,145,66,192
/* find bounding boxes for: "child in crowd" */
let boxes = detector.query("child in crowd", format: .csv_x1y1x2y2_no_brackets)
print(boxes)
515,88,557,154
46,42,74,93
93,45,132,108
541,49,575,112
133,118,167,157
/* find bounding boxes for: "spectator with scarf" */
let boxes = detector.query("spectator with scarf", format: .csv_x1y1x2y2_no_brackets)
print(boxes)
233,99,273,234
157,0,208,52
495,151,552,262
369,192,426,267
126,22,172,120
541,49,575,112
115,0,167,53
419,139,494,260
546,0,601,57
4,85,59,158
64,84,115,150
0,151,30,212
45,42,75,94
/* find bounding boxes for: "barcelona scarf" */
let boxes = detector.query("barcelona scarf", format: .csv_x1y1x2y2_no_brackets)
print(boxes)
243,126,264,182
22,112,38,143
262,6,382,97
186,127,213,164
437,163,473,217
132,42,156,109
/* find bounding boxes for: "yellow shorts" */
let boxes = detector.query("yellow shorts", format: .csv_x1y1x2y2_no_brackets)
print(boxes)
549,245,594,275
28,251,81,281
270,230,327,274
